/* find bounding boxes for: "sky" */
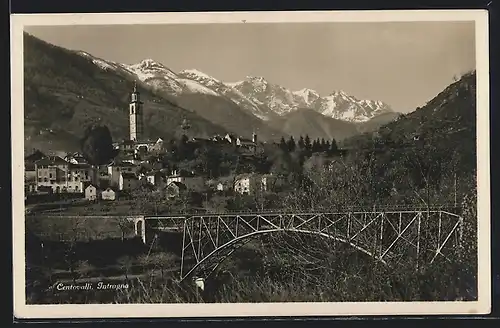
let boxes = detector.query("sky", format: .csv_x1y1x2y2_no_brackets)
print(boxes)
25,21,476,112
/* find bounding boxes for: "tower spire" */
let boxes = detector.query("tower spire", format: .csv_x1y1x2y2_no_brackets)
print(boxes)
129,80,143,142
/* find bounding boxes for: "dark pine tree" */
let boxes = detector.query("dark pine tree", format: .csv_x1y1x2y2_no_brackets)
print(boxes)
287,136,296,152
330,138,338,154
279,137,288,152
320,138,326,152
304,135,312,151
298,136,305,150
312,139,320,153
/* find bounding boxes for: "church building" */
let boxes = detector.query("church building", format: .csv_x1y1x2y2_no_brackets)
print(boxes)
113,81,159,158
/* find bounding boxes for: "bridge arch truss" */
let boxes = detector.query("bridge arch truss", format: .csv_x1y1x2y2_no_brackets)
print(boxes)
142,208,464,282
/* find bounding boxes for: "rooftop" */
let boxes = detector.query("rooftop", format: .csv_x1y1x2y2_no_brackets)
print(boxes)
35,156,68,166
69,163,92,169
25,150,47,162
167,181,187,190
121,172,138,179
114,161,137,167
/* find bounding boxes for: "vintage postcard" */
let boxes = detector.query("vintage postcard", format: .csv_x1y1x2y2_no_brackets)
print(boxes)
11,10,490,319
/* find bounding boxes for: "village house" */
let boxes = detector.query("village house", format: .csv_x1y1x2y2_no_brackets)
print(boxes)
166,170,205,191
234,173,273,195
117,139,136,154
35,156,68,190
224,133,236,144
25,180,37,195
24,161,37,185
108,162,137,188
98,171,111,189
215,176,234,192
118,153,141,165
119,172,139,191
24,153,39,177
166,181,187,199
260,173,277,192
64,152,88,165
146,137,165,154
145,171,166,187
24,154,39,196
84,184,100,201
34,156,88,193
234,173,253,195
67,163,97,192
101,187,117,201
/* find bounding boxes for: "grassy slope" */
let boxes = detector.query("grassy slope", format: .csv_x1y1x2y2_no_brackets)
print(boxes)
23,33,228,153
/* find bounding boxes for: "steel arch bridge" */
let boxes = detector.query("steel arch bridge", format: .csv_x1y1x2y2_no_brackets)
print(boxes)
132,206,464,282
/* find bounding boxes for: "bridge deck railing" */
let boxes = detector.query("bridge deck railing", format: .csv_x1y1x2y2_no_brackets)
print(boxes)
144,204,462,218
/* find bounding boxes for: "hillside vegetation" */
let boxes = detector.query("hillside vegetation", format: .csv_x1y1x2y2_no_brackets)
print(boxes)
343,71,476,181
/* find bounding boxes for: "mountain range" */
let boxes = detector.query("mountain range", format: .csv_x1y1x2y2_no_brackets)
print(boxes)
23,32,401,154
122,58,396,123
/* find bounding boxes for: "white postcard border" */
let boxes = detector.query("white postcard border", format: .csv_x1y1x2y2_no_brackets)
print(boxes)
11,10,491,319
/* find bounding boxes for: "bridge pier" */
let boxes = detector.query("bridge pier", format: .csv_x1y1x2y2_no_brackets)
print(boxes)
133,216,155,245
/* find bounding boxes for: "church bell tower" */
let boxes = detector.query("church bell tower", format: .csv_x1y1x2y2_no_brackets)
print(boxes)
129,81,144,142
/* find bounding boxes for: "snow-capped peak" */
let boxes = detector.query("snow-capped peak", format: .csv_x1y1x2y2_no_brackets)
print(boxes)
129,58,169,71
245,76,268,84
293,88,320,106
331,90,349,97
179,69,220,82
225,81,243,88
76,50,121,71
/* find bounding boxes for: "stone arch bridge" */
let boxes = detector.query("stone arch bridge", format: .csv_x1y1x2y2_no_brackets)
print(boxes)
130,206,464,282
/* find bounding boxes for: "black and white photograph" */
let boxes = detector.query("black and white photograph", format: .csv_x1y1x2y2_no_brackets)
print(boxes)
11,10,490,318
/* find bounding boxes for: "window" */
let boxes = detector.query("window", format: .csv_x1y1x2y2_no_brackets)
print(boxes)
38,178,42,182
49,173,53,179
44,178,48,182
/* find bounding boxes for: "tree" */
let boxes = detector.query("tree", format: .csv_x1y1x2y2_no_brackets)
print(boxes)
287,136,296,152
325,140,331,152
279,137,288,152
80,124,117,165
320,138,326,152
174,134,191,160
312,139,320,153
270,149,292,178
330,138,338,154
304,135,312,151
298,136,305,150
114,217,134,242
